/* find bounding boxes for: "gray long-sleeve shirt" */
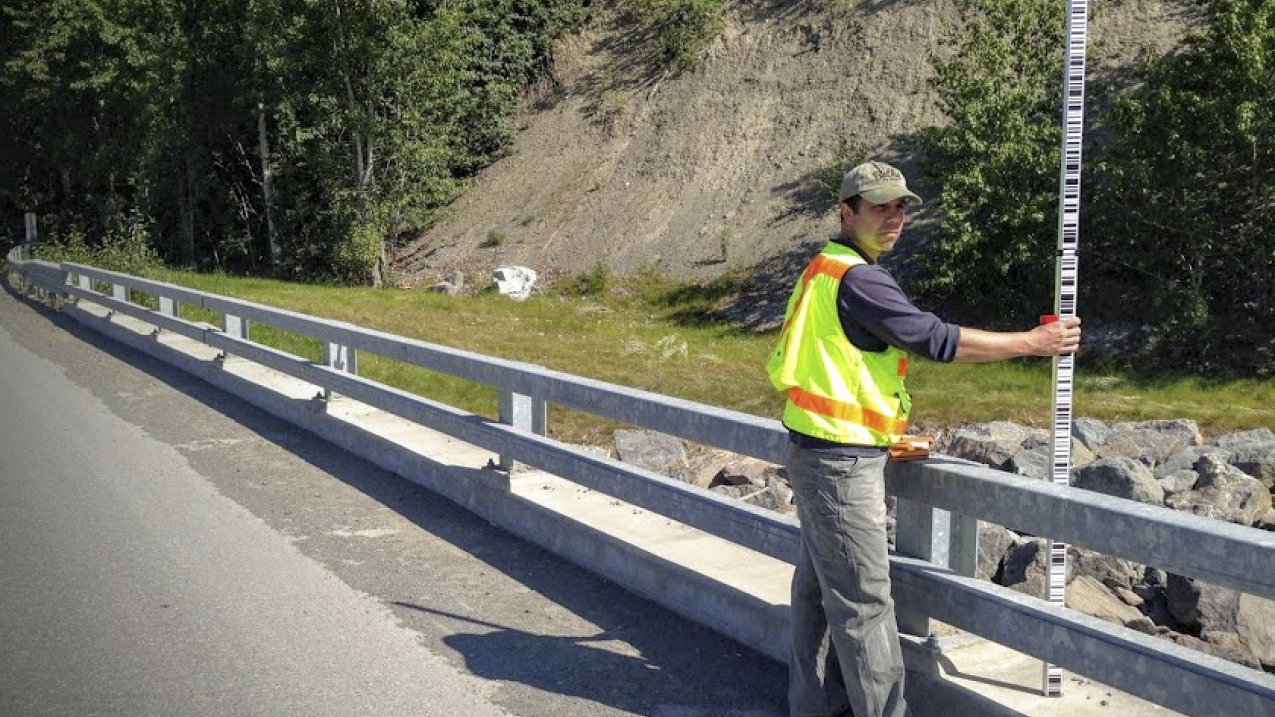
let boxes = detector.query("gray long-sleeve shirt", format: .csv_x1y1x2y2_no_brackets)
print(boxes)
833,238,961,362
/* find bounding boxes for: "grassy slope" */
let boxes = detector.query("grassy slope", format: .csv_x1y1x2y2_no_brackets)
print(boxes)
147,268,1274,446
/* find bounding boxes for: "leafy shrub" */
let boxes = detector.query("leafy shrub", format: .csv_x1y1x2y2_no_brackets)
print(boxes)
905,0,1067,327
1087,0,1275,375
561,261,611,297
35,211,161,276
633,0,727,70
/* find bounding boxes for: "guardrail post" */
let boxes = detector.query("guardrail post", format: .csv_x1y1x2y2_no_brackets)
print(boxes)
322,341,358,407
894,497,979,640
159,296,178,318
23,212,36,259
112,282,128,303
216,313,248,366
497,390,547,471
77,274,91,292
222,313,248,340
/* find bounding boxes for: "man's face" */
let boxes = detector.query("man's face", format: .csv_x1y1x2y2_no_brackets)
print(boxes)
841,198,909,258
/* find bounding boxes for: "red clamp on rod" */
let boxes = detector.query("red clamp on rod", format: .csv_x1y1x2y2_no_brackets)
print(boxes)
1040,314,1059,324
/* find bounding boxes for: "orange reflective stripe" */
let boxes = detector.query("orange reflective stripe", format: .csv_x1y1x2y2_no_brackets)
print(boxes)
897,356,908,376
778,254,855,338
787,387,908,435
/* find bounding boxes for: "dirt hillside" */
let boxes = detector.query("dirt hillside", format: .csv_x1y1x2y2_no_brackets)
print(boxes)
395,0,1195,319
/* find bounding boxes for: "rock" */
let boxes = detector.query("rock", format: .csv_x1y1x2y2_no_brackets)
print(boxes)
1073,457,1165,505
1164,455,1272,526
427,280,461,295
1067,575,1145,626
1258,508,1275,531
1098,419,1203,468
710,457,773,488
492,266,538,300
1006,448,1050,481
1000,537,1070,598
1114,586,1144,607
1143,566,1167,587
1214,428,1275,448
1071,438,1097,469
1157,469,1200,495
711,480,791,513
977,522,1017,582
1168,633,1263,670
613,429,687,475
1154,445,1228,480
1165,574,1240,633
1069,546,1140,590
1236,593,1275,668
679,450,730,489
1071,417,1111,452
1225,442,1275,488
945,421,1033,469
445,270,465,290
766,474,796,514
711,484,753,501
1019,428,1051,452
1127,616,1159,635
1007,442,1093,478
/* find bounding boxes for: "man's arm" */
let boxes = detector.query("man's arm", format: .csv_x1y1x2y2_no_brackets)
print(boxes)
953,318,1082,362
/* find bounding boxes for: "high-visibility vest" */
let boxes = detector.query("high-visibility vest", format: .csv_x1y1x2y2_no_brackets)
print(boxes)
766,243,911,446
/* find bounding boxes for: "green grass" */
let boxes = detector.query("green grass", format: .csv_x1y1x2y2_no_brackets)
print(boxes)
142,268,1274,445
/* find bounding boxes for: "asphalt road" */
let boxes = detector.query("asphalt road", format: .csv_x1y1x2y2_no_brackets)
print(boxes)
0,283,786,717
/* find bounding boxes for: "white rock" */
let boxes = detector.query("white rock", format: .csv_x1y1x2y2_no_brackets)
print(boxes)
492,266,538,300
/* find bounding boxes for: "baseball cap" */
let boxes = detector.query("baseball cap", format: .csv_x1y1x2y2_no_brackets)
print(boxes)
838,161,923,205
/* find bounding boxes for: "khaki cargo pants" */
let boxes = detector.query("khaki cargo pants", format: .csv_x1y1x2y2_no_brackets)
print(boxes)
786,446,910,717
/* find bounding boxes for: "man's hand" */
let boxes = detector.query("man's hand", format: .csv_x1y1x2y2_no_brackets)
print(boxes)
1026,317,1082,356
953,317,1082,363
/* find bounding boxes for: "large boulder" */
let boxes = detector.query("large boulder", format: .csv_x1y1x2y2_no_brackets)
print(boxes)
428,270,467,295
492,266,538,300
1166,574,1240,633
977,522,1017,582
613,429,687,475
1225,442,1275,489
1157,469,1201,496
1096,419,1203,468
1073,457,1165,505
1069,547,1141,590
1071,417,1111,452
1067,575,1145,627
1164,455,1272,526
1154,445,1228,480
1215,428,1275,448
709,457,773,488
711,474,794,513
1005,448,1050,481
999,538,1050,598
945,421,1034,469
998,538,1083,598
1165,575,1275,668
1236,593,1275,668
1168,633,1263,670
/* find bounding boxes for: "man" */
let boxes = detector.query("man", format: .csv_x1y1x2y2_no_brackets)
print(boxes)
766,161,1081,717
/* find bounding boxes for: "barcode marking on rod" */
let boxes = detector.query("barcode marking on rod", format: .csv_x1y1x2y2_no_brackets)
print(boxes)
1045,0,1089,697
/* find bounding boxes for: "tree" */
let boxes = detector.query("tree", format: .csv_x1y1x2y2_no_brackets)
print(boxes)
905,0,1067,327
1089,0,1275,374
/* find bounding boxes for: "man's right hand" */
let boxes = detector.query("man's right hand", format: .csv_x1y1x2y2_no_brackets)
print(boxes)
1027,317,1082,356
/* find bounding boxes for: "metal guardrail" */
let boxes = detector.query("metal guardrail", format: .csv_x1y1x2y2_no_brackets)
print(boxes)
6,256,1274,717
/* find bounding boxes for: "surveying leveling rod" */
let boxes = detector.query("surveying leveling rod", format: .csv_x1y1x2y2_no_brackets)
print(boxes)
1041,0,1090,697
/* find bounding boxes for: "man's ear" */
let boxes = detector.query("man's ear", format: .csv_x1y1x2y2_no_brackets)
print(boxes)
839,201,856,228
